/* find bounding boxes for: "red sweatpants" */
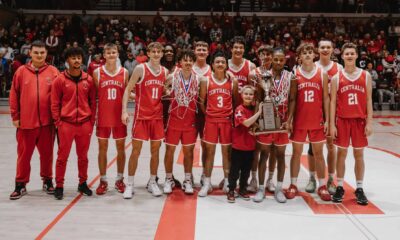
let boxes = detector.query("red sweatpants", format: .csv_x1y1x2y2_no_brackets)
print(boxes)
55,121,93,188
15,125,55,183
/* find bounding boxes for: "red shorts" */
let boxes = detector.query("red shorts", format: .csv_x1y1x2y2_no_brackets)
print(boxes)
334,118,368,149
257,132,289,146
96,126,127,139
203,120,232,145
132,119,164,141
196,110,206,139
165,128,197,146
290,128,326,143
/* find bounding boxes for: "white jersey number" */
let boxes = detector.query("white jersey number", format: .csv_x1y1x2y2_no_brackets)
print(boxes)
107,88,117,100
304,90,314,102
152,88,159,99
217,96,223,108
348,93,358,105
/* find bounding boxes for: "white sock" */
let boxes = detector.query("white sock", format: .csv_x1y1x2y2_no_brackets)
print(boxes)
166,173,173,179
291,178,297,185
205,177,211,185
128,176,135,185
251,171,257,178
337,178,344,187
224,178,228,183
276,181,283,190
185,173,191,181
259,185,265,191
150,175,157,182
268,171,274,180
329,173,334,179
318,179,324,187
356,181,363,189
100,175,107,182
309,171,316,179
116,173,123,181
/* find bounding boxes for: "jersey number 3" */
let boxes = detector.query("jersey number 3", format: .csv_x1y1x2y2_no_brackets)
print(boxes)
217,96,223,107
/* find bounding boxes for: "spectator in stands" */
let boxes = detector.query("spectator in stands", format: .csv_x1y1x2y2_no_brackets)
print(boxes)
124,51,137,77
20,38,31,56
377,71,396,111
135,49,148,63
127,37,143,56
367,62,379,109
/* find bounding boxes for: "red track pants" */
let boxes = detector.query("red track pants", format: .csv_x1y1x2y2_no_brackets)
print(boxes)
15,125,55,184
55,121,93,188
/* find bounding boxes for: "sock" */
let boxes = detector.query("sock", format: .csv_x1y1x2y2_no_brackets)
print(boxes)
116,173,123,181
337,178,344,187
128,176,135,185
205,177,211,185
267,171,274,180
185,173,191,181
356,181,363,189
224,177,228,183
328,173,334,179
259,185,265,191
251,171,257,178
150,175,157,182
276,181,283,190
291,178,297,185
166,173,173,179
309,171,316,179
318,179,324,187
100,175,107,182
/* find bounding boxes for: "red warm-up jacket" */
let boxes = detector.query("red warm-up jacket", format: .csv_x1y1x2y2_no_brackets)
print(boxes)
51,71,96,126
9,63,60,129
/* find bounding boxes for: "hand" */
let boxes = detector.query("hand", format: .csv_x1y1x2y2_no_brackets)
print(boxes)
330,125,337,139
283,121,293,133
365,122,372,136
129,92,136,102
258,102,263,114
12,120,20,128
323,122,329,135
121,112,129,125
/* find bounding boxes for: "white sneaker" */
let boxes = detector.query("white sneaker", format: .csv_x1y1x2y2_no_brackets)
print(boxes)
266,180,276,193
222,179,229,193
247,177,258,193
182,179,194,195
163,178,175,194
253,188,265,203
274,188,287,203
198,182,213,197
305,177,317,193
147,181,162,197
123,184,134,199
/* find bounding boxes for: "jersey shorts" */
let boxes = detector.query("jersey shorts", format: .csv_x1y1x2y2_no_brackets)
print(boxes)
257,132,289,146
165,128,197,146
290,128,326,144
96,126,127,139
334,117,368,149
203,119,232,145
132,119,164,141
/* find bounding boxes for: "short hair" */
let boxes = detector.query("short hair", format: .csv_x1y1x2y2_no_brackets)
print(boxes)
64,47,85,59
241,85,256,93
257,45,273,55
272,47,285,56
318,39,333,47
103,43,118,52
194,41,209,49
296,43,316,56
31,40,46,50
211,51,227,64
147,42,164,51
231,36,246,47
341,42,358,53
177,49,196,62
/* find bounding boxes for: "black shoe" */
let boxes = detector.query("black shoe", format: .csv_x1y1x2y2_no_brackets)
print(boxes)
238,190,251,201
54,187,64,200
355,188,368,206
78,182,93,196
227,190,235,203
172,175,182,188
332,186,345,203
378,105,382,111
390,104,396,111
9,182,27,200
43,179,55,194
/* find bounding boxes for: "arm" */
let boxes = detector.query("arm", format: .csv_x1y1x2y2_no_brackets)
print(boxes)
93,68,100,88
9,69,21,127
329,75,338,138
365,72,373,136
51,76,63,127
88,77,97,126
232,77,240,109
286,77,298,133
241,103,263,127
122,64,143,125
322,72,330,133
199,76,207,114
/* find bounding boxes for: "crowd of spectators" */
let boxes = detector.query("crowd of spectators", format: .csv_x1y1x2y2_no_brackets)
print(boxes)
0,10,399,108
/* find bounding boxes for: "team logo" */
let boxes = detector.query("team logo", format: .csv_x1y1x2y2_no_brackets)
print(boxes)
46,77,52,85
82,81,89,89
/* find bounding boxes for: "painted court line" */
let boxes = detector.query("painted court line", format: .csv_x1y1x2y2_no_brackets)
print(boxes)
35,142,132,240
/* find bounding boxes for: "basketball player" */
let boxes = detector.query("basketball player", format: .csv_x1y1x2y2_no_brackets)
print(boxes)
330,43,372,205
192,41,212,186
286,43,331,201
198,52,239,197
253,47,293,203
163,50,200,195
9,40,59,200
51,47,97,200
93,43,129,195
306,39,343,195
121,42,168,199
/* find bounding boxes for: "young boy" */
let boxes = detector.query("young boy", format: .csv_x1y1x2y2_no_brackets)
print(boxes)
286,43,331,201
93,43,129,195
227,85,262,203
330,43,372,205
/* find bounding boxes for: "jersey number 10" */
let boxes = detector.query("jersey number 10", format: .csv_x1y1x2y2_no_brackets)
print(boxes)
107,88,117,100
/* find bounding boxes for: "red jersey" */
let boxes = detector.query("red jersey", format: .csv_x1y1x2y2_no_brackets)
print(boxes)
192,64,212,78
228,59,252,92
168,70,199,130
293,66,325,129
88,60,105,77
335,69,368,119
134,63,166,120
232,104,256,151
97,66,127,127
206,75,233,122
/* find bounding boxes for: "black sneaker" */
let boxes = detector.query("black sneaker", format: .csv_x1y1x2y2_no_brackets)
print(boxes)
332,186,345,203
355,188,368,206
227,190,235,203
43,179,55,194
78,182,93,196
9,182,27,200
54,187,64,200
238,190,251,201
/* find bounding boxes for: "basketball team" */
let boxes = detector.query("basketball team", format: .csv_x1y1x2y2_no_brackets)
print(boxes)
9,36,372,206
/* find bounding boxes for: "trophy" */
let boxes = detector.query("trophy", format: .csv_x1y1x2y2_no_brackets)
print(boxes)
254,71,285,135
